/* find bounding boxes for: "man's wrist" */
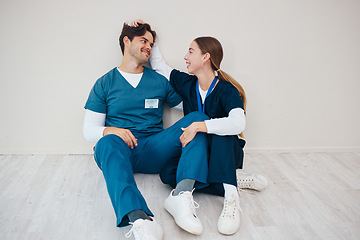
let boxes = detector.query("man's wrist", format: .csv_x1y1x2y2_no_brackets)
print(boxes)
103,126,115,136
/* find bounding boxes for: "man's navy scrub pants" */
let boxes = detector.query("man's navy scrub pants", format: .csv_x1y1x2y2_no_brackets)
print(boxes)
93,112,209,227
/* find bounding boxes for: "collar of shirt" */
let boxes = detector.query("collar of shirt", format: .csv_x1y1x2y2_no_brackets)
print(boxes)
117,68,143,88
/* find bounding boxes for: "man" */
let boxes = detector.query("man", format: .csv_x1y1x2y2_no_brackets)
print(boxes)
83,22,209,239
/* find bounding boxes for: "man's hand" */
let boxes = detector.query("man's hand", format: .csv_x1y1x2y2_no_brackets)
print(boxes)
103,127,138,149
131,19,145,27
180,122,207,147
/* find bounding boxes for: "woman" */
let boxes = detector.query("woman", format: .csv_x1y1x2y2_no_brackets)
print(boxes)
132,20,267,236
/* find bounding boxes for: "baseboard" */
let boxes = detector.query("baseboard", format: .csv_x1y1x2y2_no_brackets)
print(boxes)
0,148,94,155
244,146,360,153
1,146,359,155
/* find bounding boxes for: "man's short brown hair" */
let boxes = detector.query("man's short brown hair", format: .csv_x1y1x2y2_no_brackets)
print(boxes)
119,23,156,54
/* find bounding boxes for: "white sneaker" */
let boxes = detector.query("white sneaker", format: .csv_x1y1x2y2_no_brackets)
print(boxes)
125,218,163,240
217,194,241,235
236,170,268,191
164,189,203,235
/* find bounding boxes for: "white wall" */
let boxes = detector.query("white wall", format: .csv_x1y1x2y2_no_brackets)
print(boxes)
0,0,359,154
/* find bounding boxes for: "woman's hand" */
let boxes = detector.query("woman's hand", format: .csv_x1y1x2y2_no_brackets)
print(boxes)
180,122,207,147
131,19,145,27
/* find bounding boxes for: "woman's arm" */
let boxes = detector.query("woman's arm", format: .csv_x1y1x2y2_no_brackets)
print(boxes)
205,108,246,135
151,43,184,111
149,43,174,80
131,20,183,111
131,19,173,79
180,108,246,147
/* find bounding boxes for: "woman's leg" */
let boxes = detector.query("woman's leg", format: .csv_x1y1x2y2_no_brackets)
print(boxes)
198,134,245,235
156,111,210,188
207,134,245,186
196,135,245,196
144,111,209,235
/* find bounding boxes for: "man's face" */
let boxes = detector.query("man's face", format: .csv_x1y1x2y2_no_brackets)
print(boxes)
127,31,154,64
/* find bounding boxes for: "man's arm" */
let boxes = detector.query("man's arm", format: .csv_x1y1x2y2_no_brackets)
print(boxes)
103,127,138,149
83,109,138,148
83,109,106,142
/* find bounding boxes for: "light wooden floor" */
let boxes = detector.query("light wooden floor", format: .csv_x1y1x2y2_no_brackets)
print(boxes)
0,152,359,240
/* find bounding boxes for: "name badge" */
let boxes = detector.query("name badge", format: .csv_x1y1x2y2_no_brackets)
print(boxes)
145,99,159,109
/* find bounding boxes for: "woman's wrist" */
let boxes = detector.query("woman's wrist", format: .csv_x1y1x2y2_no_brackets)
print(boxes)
194,121,207,133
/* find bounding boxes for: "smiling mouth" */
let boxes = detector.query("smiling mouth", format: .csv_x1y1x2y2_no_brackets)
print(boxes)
141,49,150,57
186,62,190,68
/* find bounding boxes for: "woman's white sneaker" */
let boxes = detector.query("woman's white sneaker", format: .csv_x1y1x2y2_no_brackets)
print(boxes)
164,190,203,235
236,170,268,191
125,218,163,240
217,194,241,235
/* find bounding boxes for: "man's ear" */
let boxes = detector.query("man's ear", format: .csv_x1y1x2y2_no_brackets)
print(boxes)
123,36,131,48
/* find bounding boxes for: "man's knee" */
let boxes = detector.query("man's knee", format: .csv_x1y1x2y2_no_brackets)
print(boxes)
94,134,130,166
96,134,128,152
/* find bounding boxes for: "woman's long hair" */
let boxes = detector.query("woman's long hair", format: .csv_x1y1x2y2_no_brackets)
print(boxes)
194,36,247,138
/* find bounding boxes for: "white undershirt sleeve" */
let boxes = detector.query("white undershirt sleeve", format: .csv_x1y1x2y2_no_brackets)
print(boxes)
83,109,106,143
204,108,246,136
149,43,173,80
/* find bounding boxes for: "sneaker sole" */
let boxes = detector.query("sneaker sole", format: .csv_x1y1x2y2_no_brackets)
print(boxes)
164,199,202,235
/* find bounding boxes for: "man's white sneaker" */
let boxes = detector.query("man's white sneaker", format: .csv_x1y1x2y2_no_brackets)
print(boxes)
125,218,163,240
217,194,241,235
236,170,268,191
164,190,203,235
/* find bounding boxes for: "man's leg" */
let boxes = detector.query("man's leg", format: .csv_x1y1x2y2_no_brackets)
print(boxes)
94,134,153,227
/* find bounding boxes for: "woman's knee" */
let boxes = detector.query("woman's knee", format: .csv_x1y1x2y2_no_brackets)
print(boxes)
185,111,210,122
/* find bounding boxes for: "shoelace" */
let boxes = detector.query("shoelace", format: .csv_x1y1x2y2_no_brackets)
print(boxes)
221,196,242,218
237,175,256,189
125,221,146,239
178,189,200,214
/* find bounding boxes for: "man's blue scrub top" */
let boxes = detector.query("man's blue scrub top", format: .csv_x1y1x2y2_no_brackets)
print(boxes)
85,67,182,133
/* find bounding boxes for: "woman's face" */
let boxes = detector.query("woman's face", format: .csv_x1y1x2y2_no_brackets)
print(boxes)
184,41,205,75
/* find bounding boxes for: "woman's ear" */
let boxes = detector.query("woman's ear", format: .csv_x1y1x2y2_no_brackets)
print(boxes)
203,52,211,63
